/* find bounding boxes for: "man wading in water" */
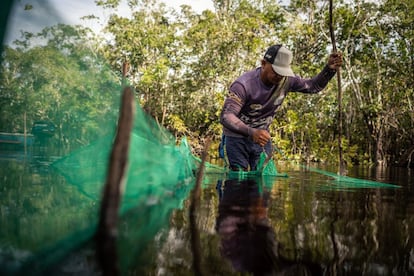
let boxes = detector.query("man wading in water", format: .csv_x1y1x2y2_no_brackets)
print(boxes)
219,44,343,171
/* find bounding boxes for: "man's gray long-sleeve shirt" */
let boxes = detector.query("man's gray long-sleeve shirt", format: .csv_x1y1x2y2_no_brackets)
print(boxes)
220,65,337,137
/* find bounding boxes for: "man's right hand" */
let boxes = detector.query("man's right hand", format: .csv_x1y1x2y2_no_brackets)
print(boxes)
251,129,271,147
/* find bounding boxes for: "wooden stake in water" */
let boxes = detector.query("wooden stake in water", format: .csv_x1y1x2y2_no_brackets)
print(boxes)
96,87,135,276
189,138,211,276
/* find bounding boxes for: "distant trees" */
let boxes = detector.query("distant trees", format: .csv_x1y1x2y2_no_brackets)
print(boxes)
1,0,413,166
0,24,121,153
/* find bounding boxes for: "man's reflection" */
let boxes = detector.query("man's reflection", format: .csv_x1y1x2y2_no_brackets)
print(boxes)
215,178,322,276
215,178,278,275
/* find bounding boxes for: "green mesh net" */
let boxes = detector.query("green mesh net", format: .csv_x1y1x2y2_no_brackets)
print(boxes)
12,94,282,275
302,165,399,189
51,105,199,210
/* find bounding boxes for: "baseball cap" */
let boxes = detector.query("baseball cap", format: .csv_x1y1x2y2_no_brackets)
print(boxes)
263,45,295,77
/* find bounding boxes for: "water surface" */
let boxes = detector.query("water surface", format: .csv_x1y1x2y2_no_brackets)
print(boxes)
151,163,414,275
1,157,413,275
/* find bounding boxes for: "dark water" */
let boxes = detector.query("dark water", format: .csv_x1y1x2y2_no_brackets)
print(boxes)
147,164,414,276
1,155,414,275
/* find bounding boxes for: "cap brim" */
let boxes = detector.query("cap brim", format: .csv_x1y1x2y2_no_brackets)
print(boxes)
272,65,295,77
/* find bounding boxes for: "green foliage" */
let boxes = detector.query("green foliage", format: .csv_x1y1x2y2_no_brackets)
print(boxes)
2,0,413,166
1,24,121,153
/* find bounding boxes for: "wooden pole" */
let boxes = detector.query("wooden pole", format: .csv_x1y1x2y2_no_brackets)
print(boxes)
329,0,346,176
122,61,129,86
96,87,135,276
189,138,211,276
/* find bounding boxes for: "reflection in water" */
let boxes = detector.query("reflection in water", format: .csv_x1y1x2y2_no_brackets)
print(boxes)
0,158,100,275
2,156,413,275
215,178,322,275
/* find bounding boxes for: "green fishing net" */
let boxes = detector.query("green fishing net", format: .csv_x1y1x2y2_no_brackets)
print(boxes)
51,106,199,210
302,166,399,189
0,4,286,274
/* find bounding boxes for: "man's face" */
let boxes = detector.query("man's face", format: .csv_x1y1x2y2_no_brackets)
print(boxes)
261,60,284,85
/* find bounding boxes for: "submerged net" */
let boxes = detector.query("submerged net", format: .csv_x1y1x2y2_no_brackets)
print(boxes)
302,166,400,189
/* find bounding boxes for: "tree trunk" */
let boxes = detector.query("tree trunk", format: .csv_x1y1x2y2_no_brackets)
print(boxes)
397,145,414,168
374,127,387,167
